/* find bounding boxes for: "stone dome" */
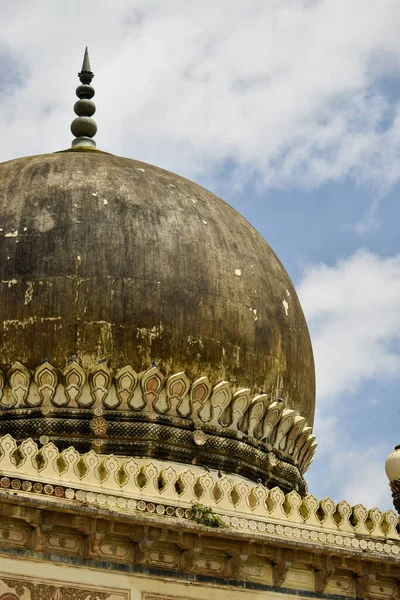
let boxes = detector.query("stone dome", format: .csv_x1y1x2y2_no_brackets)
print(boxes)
0,150,315,425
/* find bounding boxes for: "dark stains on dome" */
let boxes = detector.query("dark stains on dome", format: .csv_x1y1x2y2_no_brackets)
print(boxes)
0,151,315,425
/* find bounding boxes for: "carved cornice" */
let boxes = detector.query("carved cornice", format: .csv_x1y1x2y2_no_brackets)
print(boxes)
0,361,316,494
0,431,399,599
0,433,398,557
0,483,399,599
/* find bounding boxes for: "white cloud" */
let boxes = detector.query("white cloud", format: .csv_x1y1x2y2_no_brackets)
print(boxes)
299,250,400,508
339,450,390,509
1,1,400,509
307,407,393,509
298,249,400,403
0,1,400,193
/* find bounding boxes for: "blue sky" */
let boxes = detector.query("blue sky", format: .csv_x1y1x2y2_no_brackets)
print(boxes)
227,178,400,509
1,0,400,510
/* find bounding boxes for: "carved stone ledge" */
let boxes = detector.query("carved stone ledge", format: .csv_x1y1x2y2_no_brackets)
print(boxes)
272,548,292,586
0,433,399,550
0,501,399,597
0,573,128,599
314,555,336,593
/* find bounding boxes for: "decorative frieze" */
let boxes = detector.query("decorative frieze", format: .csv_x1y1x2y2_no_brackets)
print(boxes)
0,361,316,495
0,362,314,465
0,574,128,599
0,503,399,599
0,433,398,554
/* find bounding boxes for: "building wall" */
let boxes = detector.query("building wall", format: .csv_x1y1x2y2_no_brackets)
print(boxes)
0,555,320,600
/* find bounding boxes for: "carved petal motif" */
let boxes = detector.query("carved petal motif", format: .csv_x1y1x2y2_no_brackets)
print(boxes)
263,400,284,442
0,434,16,465
141,366,165,412
115,365,138,408
180,469,196,499
302,442,317,472
7,362,31,407
20,438,39,468
292,426,312,462
85,449,100,472
284,489,302,521
247,394,269,439
63,362,86,406
210,381,232,427
62,446,80,471
274,409,295,451
252,483,268,513
190,377,212,422
104,455,119,482
368,507,384,536
267,487,286,519
34,362,58,406
336,500,353,531
285,415,306,454
0,369,4,402
298,434,316,465
166,372,191,417
124,458,140,483
319,497,337,529
41,441,59,468
352,503,370,535
231,388,251,432
301,494,319,523
89,364,112,407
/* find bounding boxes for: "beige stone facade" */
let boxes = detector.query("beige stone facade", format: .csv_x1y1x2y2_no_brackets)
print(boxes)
0,555,359,600
0,432,399,599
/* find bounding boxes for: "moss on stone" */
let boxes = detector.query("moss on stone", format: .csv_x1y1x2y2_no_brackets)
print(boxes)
190,503,226,528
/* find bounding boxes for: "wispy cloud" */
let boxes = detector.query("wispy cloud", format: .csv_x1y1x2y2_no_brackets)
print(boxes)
299,249,400,507
299,249,400,403
1,0,400,198
1,1,400,509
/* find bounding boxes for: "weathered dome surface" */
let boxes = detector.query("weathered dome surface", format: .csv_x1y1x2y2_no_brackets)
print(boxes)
0,151,315,425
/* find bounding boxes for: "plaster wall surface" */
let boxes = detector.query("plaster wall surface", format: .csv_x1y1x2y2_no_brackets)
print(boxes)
0,555,320,600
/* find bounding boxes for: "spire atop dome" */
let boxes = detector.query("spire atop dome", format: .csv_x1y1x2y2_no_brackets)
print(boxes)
71,47,97,148
80,46,92,79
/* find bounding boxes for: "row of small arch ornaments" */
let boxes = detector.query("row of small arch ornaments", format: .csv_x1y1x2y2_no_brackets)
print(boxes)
0,434,398,546
0,362,317,473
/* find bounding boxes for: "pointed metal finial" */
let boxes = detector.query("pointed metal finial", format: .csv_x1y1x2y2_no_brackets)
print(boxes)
71,47,97,148
81,46,91,73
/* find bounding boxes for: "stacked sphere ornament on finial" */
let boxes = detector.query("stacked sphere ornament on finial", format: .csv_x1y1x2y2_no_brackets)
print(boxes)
71,47,97,148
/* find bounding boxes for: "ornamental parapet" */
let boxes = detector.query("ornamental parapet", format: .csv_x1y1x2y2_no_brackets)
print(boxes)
0,433,398,552
0,432,400,598
0,361,316,495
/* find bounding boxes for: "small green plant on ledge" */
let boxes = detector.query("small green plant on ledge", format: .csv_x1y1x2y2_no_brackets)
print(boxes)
191,502,226,528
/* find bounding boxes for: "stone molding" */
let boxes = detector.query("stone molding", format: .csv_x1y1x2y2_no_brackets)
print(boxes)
0,433,398,555
0,573,128,599
0,495,399,599
0,361,316,494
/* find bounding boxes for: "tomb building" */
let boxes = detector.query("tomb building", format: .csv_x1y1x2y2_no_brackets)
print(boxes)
0,49,398,600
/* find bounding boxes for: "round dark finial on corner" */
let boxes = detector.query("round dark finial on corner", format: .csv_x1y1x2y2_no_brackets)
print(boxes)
71,47,97,149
